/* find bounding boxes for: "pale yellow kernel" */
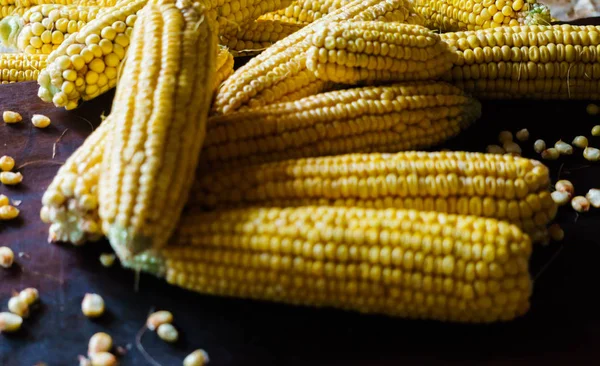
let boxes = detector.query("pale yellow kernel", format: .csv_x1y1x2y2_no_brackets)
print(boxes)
184,349,209,366
99,253,116,267
0,171,23,185
146,310,173,331
31,114,51,128
571,196,590,213
0,312,22,333
555,180,574,196
0,205,19,220
0,156,15,171
515,129,529,141
533,139,545,153
583,147,600,161
0,246,14,268
551,191,570,206
81,293,105,318
586,188,600,208
572,136,588,149
88,58,105,73
541,148,559,160
89,352,117,366
88,332,113,356
592,126,600,136
8,296,29,317
3,111,22,123
18,288,39,305
157,323,178,343
554,140,573,155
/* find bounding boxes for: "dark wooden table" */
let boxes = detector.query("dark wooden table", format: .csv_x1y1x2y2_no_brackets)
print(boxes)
1,81,600,366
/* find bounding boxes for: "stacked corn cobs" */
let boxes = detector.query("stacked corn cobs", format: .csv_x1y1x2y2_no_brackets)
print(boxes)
34,0,598,323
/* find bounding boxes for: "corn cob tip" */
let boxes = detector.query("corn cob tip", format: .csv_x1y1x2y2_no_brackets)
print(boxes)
0,16,22,48
106,225,153,260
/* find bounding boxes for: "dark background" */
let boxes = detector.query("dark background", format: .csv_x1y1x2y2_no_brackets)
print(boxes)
2,57,600,365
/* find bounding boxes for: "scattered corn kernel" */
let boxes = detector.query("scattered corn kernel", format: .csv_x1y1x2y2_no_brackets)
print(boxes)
586,189,600,208
503,141,521,155
548,224,564,241
572,136,588,148
147,310,173,331
0,171,23,185
551,191,570,206
157,323,178,343
533,139,546,153
571,196,590,213
0,156,15,171
89,351,117,366
515,129,529,141
485,144,504,154
555,180,574,196
583,147,600,161
184,349,209,366
555,140,573,155
587,103,600,115
0,312,23,333
0,246,14,268
3,111,22,123
99,254,116,268
88,332,113,356
0,194,8,206
31,114,51,128
498,130,512,143
8,296,29,318
592,125,600,136
0,205,19,220
82,293,105,318
18,288,39,305
541,148,559,160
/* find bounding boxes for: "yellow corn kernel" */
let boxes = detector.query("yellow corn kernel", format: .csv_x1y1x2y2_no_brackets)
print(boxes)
184,349,209,366
3,110,22,123
0,194,8,206
214,45,234,92
0,205,19,220
88,332,113,356
0,171,22,185
0,246,14,268
0,155,15,171
81,293,105,318
0,312,22,333
31,113,51,128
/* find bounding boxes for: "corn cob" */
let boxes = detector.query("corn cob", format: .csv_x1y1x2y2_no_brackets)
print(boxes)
219,19,304,56
441,25,600,100
40,118,110,245
0,5,104,54
306,21,454,84
214,0,417,114
98,0,217,259
123,206,533,323
0,52,46,83
215,45,234,92
205,81,481,169
16,0,118,6
413,0,552,32
36,0,146,109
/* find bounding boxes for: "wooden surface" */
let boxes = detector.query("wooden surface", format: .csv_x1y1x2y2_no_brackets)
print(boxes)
2,81,600,366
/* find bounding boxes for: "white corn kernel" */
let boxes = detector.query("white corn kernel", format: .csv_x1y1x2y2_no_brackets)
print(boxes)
89,351,117,366
555,180,574,196
498,130,512,143
587,103,599,115
533,139,545,153
0,312,22,333
551,191,570,206
0,172,23,185
554,140,573,155
0,194,8,206
583,147,600,161
592,125,600,136
0,156,15,171
88,332,113,356
571,196,590,213
82,293,105,318
157,323,178,343
0,205,19,220
3,111,22,123
486,144,504,154
503,141,521,154
0,247,14,268
99,254,116,267
184,349,210,366
147,310,173,331
8,296,29,318
19,288,39,305
515,129,529,141
572,136,588,148
586,189,600,208
31,114,51,128
541,148,559,160
548,224,564,241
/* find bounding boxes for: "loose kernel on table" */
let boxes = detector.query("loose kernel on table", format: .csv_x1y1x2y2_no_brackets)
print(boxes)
541,148,559,160
586,189,600,208
147,310,173,331
2,111,22,123
89,351,117,366
19,288,39,306
548,223,564,241
31,114,51,128
0,246,14,268
157,323,178,343
515,129,529,141
571,196,590,213
498,130,512,143
99,254,116,268
533,139,546,153
486,144,505,154
82,293,105,318
0,205,19,220
587,103,600,115
583,147,600,161
0,194,7,206
555,180,575,195
88,332,113,356
572,136,589,148
551,191,570,206
0,171,23,185
0,156,15,171
0,312,22,333
184,349,210,366
503,141,521,154
592,125,600,136
555,140,573,155
8,296,29,318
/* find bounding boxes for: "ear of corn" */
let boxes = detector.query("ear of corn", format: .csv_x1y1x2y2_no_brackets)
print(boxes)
219,19,304,56
205,81,481,169
0,52,46,83
36,0,146,110
306,21,454,84
441,25,600,100
98,0,217,259
213,0,417,114
413,0,552,32
123,206,533,323
214,45,234,92
16,0,118,6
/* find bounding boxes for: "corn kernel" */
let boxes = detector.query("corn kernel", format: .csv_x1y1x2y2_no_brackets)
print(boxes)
515,129,529,141
548,224,564,242
157,323,178,343
554,141,573,155
0,171,23,185
503,142,521,155
551,191,570,206
533,139,546,153
82,293,105,318
146,310,173,331
498,130,512,143
555,180,574,196
0,205,19,220
572,136,588,148
0,312,22,333
0,246,14,268
0,156,15,171
8,296,29,318
88,332,113,356
32,114,51,128
184,349,209,366
0,194,8,206
583,147,600,161
587,103,599,115
592,126,600,136
571,196,590,213
89,352,117,366
3,111,22,123
486,145,504,154
18,288,39,305
584,188,600,210
99,253,116,268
